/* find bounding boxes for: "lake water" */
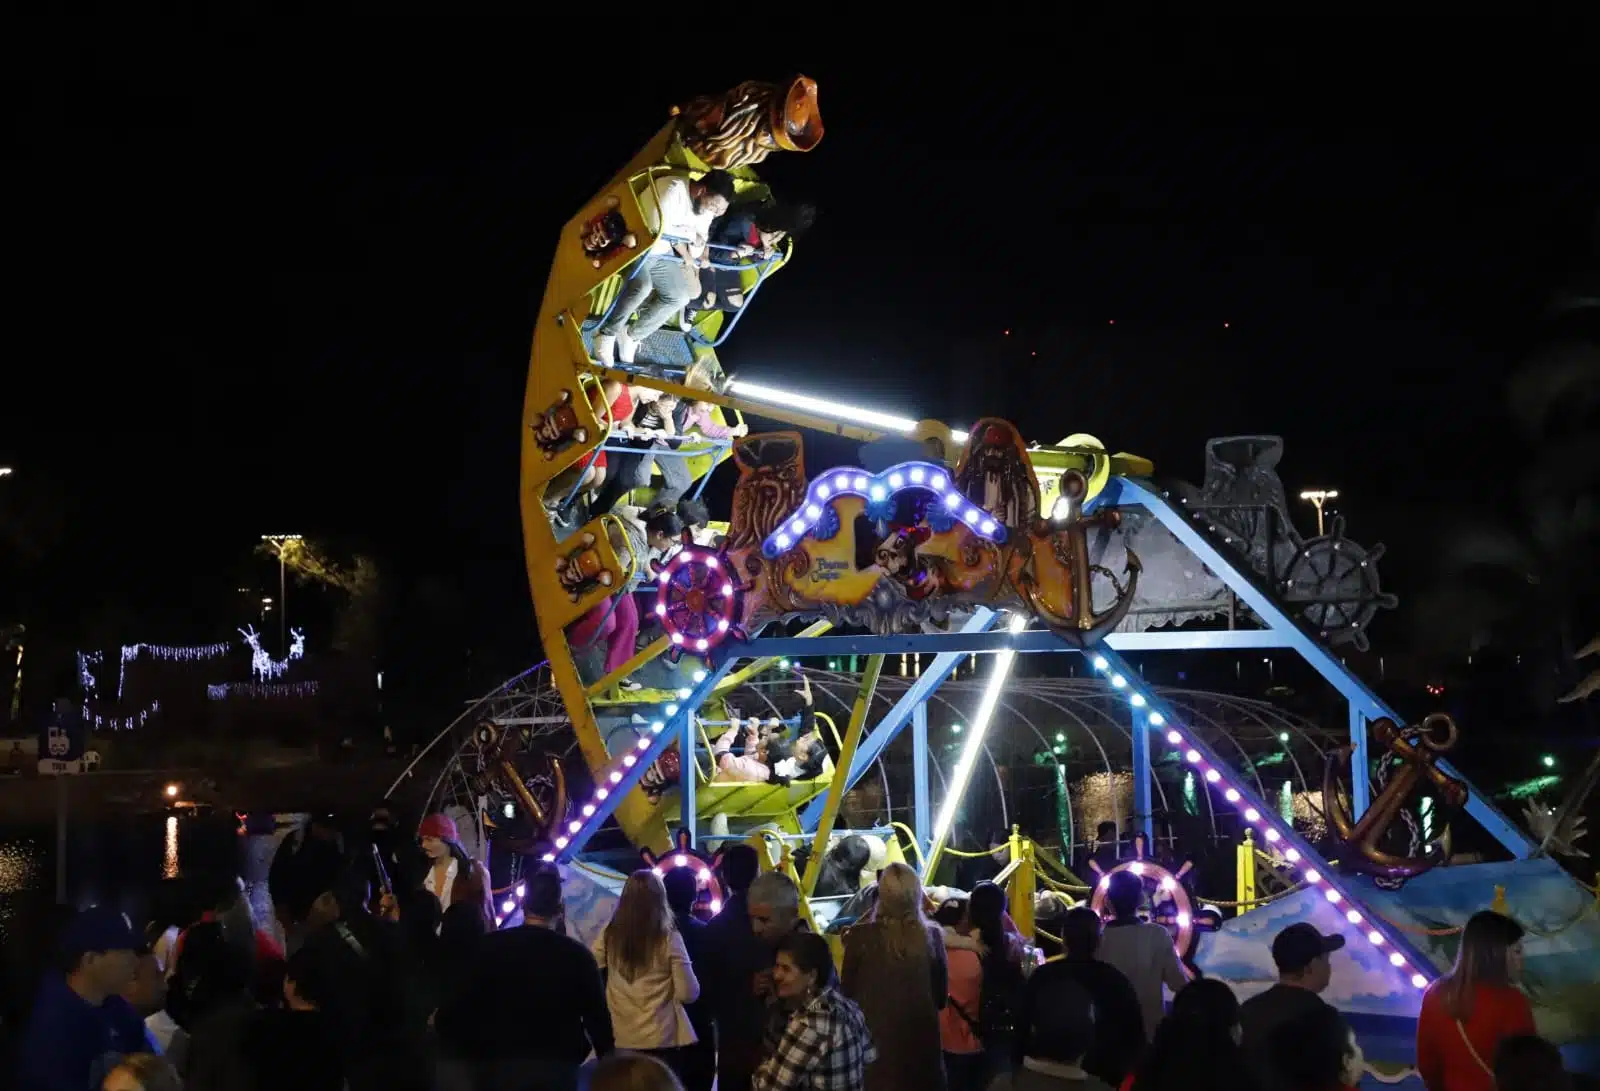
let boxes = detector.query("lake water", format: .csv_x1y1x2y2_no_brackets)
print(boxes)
0,814,243,942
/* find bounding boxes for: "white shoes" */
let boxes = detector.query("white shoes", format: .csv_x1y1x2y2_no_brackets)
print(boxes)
593,334,616,366
616,330,638,365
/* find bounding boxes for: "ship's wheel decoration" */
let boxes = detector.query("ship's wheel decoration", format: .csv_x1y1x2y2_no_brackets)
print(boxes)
643,828,726,918
653,532,750,662
1089,858,1221,961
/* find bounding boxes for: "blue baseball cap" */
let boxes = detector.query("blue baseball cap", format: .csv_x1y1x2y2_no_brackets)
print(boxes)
59,906,139,958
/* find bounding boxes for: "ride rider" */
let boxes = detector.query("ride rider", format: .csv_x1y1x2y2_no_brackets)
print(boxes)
593,171,735,369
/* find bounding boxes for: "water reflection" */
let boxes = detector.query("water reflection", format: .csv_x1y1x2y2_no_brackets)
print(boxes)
163,816,180,879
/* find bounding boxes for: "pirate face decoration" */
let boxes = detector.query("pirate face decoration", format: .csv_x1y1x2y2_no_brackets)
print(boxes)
555,532,614,603
531,389,589,461
579,195,638,268
727,433,806,551
954,419,1040,534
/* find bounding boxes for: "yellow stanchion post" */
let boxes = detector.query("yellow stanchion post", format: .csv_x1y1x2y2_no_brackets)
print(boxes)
1491,885,1509,916
1004,826,1036,941
800,655,884,897
1237,829,1258,913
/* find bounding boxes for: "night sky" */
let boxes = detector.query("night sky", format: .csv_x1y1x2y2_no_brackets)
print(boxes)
5,24,1598,699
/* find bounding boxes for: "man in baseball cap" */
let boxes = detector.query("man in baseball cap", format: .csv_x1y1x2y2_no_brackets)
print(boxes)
1239,923,1349,1091
13,906,154,1091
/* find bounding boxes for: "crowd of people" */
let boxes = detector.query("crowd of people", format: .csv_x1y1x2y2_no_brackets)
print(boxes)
2,806,1583,1091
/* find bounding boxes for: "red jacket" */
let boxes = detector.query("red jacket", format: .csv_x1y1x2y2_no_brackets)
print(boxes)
1417,981,1535,1091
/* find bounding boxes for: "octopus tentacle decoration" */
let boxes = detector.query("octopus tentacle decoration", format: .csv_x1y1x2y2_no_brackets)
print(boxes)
672,77,825,169
1323,714,1468,879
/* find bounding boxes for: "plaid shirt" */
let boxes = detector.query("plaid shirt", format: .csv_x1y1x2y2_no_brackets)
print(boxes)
753,986,877,1091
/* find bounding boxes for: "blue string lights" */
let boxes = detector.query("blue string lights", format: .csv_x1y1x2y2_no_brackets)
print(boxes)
761,460,1008,559
1087,646,1437,988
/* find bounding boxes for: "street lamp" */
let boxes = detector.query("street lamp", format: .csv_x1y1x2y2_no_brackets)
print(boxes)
260,535,303,655
1298,489,1339,537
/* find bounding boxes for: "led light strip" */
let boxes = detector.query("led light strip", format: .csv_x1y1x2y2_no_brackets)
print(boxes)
1088,645,1437,988
925,613,1028,876
722,380,970,445
545,663,734,868
762,460,1005,558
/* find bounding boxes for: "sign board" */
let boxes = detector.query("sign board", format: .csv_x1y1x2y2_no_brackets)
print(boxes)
37,702,86,775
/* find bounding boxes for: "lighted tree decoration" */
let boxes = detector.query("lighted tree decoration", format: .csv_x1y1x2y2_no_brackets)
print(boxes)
256,538,384,661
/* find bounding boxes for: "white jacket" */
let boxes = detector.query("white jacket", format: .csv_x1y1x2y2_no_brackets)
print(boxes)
592,927,701,1049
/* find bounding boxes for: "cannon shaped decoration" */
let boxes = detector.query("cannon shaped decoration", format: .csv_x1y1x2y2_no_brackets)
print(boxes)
1088,435,1396,650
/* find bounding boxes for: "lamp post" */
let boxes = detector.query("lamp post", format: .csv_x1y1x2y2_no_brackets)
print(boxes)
260,535,302,655
1297,489,1339,537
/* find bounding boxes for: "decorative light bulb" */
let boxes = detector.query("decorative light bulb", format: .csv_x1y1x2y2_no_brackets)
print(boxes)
582,804,595,816
791,519,805,534
666,704,679,716
1346,909,1362,924
1325,888,1341,903
1369,931,1384,945
674,855,688,868
596,788,608,800
806,504,821,518
963,509,979,524
1285,848,1299,862
1205,769,1220,783
1244,808,1259,822
655,603,668,617
696,638,709,651
888,473,903,488
931,474,947,490
1166,730,1182,744
1304,870,1321,884
1264,829,1280,842
1111,674,1127,688
853,475,868,490
1185,750,1201,763
610,771,623,783
980,519,997,534
1411,973,1427,989
1149,712,1165,726
1225,789,1240,802
693,670,706,683
1129,861,1144,875
1389,952,1405,967
910,467,925,483
1092,656,1109,671
817,483,831,499
1130,694,1146,708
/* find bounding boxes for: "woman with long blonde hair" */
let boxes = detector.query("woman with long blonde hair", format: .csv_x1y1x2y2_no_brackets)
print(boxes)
842,860,948,1091
1416,910,1534,1091
594,869,701,1080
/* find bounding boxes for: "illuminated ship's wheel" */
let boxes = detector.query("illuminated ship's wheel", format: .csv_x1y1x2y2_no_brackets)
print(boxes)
653,533,749,662
1089,858,1221,961
643,829,727,918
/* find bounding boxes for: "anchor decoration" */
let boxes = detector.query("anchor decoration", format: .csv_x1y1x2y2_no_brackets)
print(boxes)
1324,713,1468,880
472,721,568,856
1008,469,1142,648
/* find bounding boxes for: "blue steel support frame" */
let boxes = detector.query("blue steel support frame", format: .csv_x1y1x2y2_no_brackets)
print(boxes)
795,608,998,830
554,658,736,863
1132,699,1154,843
1349,707,1371,819
725,627,1289,661
912,701,931,851
681,708,697,846
1090,643,1439,981
1092,476,1535,857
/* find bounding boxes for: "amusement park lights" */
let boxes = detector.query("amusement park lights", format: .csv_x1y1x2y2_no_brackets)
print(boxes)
721,380,971,445
762,461,1005,558
1087,647,1436,988
544,663,732,867
926,613,1028,875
